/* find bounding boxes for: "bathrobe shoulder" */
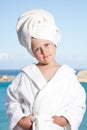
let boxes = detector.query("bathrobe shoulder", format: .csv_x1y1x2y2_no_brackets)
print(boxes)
6,64,86,130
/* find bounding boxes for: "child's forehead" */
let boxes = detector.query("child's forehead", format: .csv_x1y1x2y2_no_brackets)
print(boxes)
31,38,52,46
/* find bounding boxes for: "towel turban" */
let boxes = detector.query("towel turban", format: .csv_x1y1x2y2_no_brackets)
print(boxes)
17,9,61,56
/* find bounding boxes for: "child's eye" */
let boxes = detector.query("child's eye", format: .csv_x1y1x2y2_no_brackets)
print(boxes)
34,47,40,52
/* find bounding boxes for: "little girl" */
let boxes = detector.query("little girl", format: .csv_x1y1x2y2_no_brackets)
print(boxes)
6,9,86,130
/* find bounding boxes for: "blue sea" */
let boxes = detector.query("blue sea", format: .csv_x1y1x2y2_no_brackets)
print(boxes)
0,69,20,76
0,70,87,130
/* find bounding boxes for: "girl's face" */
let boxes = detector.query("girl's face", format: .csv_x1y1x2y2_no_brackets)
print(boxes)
31,38,56,65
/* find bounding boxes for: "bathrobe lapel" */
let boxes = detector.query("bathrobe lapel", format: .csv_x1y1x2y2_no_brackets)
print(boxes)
22,64,47,90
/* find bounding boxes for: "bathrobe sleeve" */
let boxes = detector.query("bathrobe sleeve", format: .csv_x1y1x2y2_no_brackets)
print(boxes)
62,72,86,130
6,73,25,130
6,72,33,130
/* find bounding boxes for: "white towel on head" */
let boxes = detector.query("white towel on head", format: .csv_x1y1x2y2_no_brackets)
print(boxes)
17,9,61,56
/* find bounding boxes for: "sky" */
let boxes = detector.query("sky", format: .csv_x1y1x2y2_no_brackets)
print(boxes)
0,0,87,69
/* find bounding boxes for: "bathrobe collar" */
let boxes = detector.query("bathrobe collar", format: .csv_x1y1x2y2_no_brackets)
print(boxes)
22,64,75,90
22,64,47,89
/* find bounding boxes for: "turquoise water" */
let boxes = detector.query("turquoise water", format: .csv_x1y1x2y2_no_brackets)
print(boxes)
0,82,87,130
79,82,87,130
0,82,11,130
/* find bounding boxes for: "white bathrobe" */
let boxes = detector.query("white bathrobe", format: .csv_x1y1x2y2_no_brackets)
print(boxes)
6,64,86,130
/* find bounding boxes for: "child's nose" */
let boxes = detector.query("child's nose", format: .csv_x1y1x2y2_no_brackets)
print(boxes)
41,47,46,54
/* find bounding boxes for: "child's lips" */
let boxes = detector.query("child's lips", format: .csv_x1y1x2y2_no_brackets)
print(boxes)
43,54,51,59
